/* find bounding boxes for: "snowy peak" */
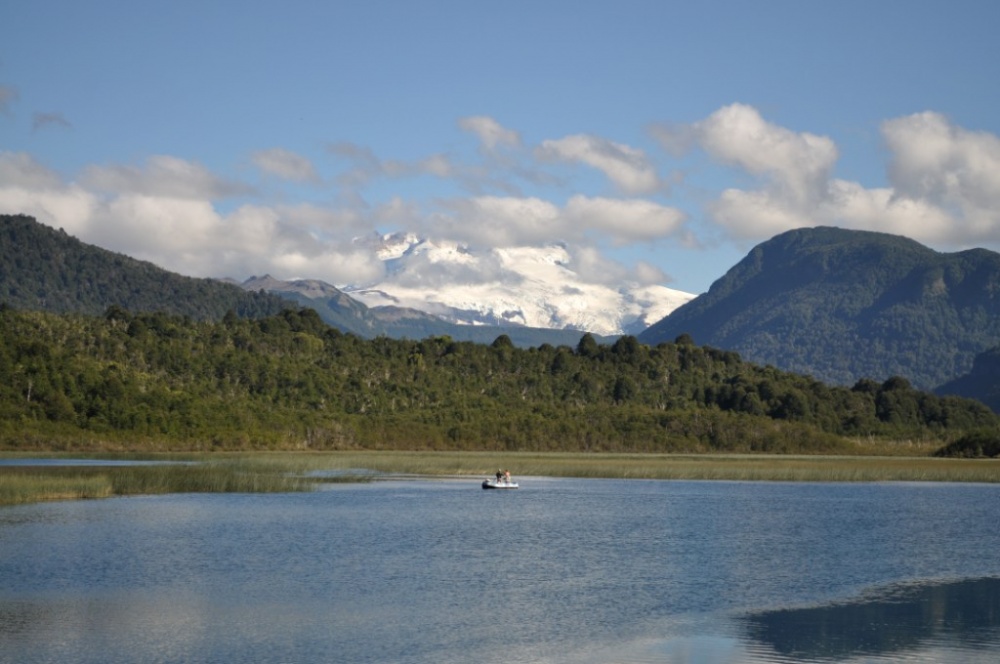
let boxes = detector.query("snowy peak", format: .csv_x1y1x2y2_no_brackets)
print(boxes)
344,234,695,336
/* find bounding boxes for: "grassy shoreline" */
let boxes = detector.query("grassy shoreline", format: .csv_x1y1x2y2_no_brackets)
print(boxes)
2,450,999,507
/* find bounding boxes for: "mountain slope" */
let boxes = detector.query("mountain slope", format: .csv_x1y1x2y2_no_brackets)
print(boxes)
344,233,695,336
0,214,290,320
639,226,1000,389
242,275,614,347
936,346,1000,413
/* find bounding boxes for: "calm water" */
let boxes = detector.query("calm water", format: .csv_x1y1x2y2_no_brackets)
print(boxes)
1,477,999,663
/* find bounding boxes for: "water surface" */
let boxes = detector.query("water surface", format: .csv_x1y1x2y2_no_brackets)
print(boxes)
1,478,998,663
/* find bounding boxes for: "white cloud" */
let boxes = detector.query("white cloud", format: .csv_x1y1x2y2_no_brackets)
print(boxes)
251,148,319,183
536,134,661,195
564,195,686,244
634,260,668,286
430,196,564,247
565,245,630,286
458,116,521,151
0,150,385,285
82,155,251,200
695,103,837,205
670,104,1000,247
0,152,97,234
423,194,686,250
882,111,1000,241
0,152,64,189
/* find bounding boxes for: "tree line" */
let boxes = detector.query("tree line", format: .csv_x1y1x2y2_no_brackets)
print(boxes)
1,305,996,453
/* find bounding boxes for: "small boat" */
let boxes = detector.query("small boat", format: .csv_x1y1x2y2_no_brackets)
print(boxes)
482,478,519,490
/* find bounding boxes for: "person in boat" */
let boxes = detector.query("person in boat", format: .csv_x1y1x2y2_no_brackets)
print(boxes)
504,469,511,483
496,469,503,483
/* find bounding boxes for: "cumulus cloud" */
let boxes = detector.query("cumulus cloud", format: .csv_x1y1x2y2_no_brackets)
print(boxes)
0,152,64,189
565,245,631,286
0,152,97,234
421,194,687,251
882,111,1000,241
634,260,669,286
663,104,1000,247
82,155,252,200
695,103,837,205
251,148,319,183
430,196,564,247
537,134,661,195
0,150,384,285
458,116,521,151
564,196,685,245
32,112,72,132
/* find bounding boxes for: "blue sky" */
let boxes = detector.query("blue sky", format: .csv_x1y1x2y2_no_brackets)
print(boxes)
3,0,1000,295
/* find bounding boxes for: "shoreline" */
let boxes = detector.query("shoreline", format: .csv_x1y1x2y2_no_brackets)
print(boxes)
2,450,999,507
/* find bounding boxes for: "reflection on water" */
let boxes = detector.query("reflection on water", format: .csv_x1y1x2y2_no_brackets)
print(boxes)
740,577,1000,662
1,479,999,663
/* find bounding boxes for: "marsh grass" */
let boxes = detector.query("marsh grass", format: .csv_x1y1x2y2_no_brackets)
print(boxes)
0,457,314,506
0,471,112,505
267,450,1000,484
3,451,998,507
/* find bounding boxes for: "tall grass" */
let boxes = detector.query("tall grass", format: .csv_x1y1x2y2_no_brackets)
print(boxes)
3,451,998,507
0,472,112,505
0,457,313,507
263,450,1000,484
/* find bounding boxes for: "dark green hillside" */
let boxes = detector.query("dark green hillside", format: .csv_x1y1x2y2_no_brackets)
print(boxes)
640,227,1000,390
936,346,1000,413
0,214,290,320
1,306,994,452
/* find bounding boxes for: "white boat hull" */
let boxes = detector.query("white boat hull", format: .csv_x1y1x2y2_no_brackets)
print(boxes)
482,479,519,489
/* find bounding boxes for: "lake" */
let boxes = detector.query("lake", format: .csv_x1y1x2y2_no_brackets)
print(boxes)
1,477,999,663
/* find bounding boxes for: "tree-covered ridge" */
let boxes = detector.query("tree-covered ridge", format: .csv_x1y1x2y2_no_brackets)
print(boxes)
640,226,1000,390
1,306,994,453
2,214,609,348
936,345,1000,413
0,214,291,321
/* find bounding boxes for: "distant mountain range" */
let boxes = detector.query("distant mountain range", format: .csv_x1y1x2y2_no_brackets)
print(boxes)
640,226,1000,391
0,215,623,348
238,274,614,348
342,232,695,336
7,213,1000,410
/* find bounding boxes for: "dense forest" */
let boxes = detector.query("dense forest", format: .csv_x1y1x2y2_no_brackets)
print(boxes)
1,305,995,454
0,214,291,320
641,226,1000,390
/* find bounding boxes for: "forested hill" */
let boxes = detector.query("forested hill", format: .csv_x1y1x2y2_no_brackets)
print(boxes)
0,214,290,321
0,214,602,347
640,227,1000,390
937,346,1000,413
1,306,995,453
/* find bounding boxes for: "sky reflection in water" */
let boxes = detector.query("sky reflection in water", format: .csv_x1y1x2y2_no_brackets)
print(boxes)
0,478,999,663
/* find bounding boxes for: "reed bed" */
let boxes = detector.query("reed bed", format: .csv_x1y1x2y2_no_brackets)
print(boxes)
0,458,314,507
3,451,998,507
258,450,1000,484
0,471,112,505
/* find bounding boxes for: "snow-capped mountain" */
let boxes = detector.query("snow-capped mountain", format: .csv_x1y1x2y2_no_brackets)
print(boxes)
342,233,695,337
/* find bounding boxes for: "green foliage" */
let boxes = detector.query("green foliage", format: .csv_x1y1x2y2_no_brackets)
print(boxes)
0,214,291,321
641,226,1000,390
936,345,1000,413
0,305,995,454
934,429,1000,458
